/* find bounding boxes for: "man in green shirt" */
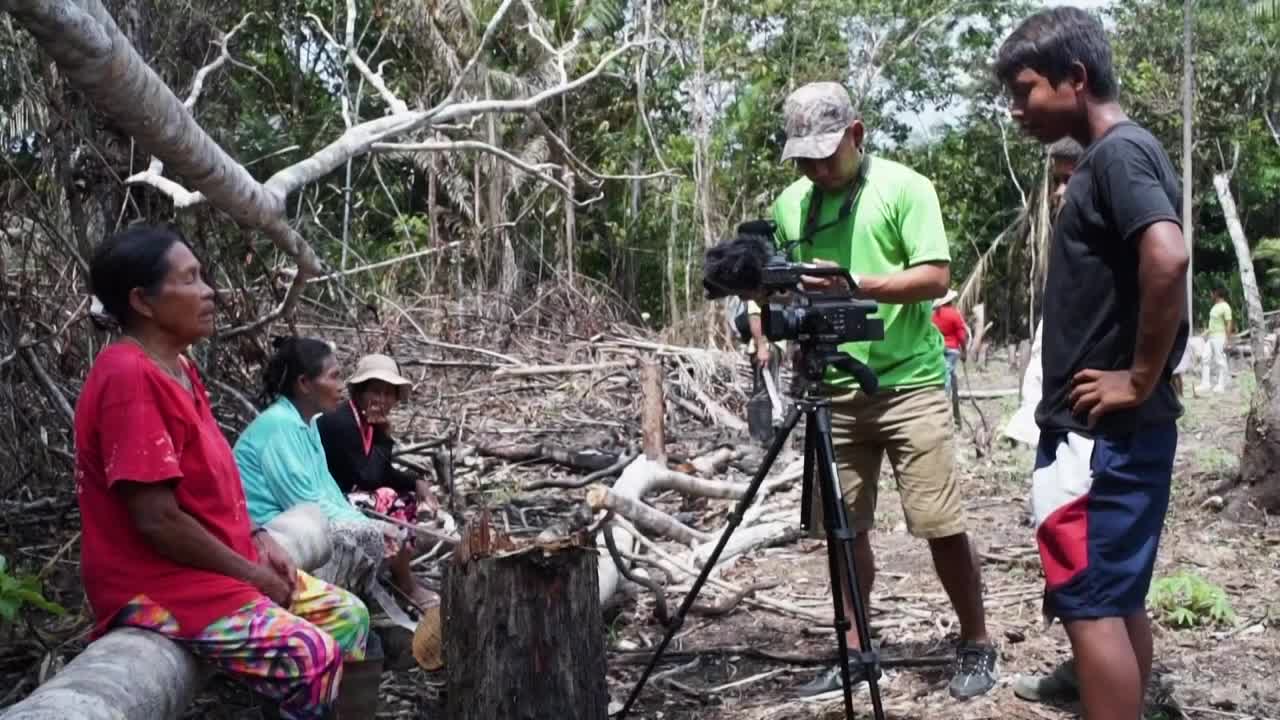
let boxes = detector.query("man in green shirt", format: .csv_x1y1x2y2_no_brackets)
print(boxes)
772,82,995,699
1198,286,1234,393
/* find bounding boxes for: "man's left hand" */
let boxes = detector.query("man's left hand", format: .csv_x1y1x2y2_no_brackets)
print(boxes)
253,530,298,600
799,259,852,293
1069,369,1148,427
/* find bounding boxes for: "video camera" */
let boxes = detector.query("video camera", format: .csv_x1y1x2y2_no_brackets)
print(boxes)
703,220,883,391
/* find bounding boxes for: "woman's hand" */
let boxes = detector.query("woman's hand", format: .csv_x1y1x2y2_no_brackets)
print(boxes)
253,530,298,598
249,563,295,607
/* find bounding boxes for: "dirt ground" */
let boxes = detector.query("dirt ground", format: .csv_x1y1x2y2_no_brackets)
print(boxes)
604,359,1279,720
4,354,1276,720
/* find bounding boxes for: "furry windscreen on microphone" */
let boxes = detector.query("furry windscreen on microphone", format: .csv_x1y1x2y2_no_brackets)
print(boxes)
702,234,773,300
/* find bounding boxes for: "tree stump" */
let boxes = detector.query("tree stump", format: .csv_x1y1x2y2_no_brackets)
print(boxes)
444,512,608,720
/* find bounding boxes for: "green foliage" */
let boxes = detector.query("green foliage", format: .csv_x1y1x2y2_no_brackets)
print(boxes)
1148,571,1236,628
0,555,65,625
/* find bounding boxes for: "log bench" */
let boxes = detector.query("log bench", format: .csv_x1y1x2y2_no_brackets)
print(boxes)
1,504,333,720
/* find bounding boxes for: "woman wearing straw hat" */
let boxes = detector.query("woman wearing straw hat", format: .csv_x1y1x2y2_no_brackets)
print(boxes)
317,353,440,609
235,342,437,610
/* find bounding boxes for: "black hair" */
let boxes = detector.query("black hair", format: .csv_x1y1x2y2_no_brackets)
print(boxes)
1048,137,1084,162
995,7,1117,101
1213,286,1228,299
260,336,334,405
89,225,184,329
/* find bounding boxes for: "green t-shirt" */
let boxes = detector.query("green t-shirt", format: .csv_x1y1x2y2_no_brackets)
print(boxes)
1208,301,1232,338
770,156,949,389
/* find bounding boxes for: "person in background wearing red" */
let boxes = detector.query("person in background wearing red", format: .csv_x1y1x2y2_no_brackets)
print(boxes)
932,288,968,397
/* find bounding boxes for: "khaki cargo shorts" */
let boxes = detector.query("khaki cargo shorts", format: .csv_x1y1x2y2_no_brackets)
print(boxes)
807,384,964,540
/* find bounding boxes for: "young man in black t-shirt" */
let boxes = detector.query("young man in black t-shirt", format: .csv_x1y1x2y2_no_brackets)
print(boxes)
996,8,1189,720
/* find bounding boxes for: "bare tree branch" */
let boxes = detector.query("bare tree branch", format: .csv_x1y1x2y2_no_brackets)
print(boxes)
185,13,253,111
430,0,520,113
307,10,408,114
997,117,1028,207
218,273,305,339
374,139,569,193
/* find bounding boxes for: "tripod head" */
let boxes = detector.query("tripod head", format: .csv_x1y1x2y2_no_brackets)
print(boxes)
793,342,880,400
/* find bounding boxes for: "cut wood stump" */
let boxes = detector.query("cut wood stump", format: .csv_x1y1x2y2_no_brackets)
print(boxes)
444,512,608,720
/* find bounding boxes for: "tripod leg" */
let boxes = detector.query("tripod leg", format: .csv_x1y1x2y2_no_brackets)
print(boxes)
812,404,887,720
615,404,803,719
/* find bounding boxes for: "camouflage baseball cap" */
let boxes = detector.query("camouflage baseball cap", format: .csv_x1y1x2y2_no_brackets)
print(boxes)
781,82,856,161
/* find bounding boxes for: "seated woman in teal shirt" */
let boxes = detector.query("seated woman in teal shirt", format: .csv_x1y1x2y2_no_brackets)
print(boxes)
234,337,431,607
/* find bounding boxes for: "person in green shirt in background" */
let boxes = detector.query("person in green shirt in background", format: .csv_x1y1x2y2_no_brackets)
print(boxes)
1197,287,1233,394
770,81,996,700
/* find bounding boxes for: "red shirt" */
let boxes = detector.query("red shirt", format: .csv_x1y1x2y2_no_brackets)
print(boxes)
932,305,968,351
74,343,260,639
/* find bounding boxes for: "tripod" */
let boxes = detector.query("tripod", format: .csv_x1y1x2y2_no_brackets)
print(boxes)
615,347,950,720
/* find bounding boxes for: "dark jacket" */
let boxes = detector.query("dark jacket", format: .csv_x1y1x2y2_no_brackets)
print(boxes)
316,401,417,495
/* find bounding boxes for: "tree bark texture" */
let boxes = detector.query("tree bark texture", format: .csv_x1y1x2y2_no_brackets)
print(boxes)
444,515,607,720
1212,171,1266,377
1181,0,1196,328
1239,364,1280,514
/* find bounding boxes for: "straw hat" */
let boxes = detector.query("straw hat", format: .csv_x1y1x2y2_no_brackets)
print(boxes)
933,288,959,309
347,354,412,398
411,603,444,671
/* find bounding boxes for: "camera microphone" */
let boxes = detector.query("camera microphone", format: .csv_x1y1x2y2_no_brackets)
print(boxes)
702,233,773,300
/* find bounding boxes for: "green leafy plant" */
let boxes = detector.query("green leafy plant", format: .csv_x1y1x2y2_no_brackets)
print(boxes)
1148,571,1236,628
0,555,66,625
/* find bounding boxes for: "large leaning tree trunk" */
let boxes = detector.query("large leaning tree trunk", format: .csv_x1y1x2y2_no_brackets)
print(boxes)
2,504,332,720
1,0,322,324
1213,159,1278,514
1212,165,1267,373
2,0,637,333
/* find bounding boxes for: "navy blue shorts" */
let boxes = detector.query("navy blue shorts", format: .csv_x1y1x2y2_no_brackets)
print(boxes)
1031,423,1177,621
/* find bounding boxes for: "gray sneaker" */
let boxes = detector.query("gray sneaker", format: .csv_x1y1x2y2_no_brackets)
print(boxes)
949,642,999,699
796,660,882,698
1012,658,1078,702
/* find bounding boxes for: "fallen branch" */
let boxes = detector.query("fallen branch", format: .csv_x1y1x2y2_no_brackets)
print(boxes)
476,442,618,472
687,446,743,476
690,580,779,617
611,517,823,623
492,360,634,378
359,507,460,547
603,522,669,626
690,521,800,569
586,484,709,546
609,644,838,666
521,451,636,491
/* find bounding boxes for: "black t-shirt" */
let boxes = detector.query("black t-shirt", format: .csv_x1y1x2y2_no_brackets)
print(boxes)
1036,122,1188,437
316,402,418,495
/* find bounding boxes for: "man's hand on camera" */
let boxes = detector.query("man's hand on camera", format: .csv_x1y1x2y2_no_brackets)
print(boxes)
799,259,859,294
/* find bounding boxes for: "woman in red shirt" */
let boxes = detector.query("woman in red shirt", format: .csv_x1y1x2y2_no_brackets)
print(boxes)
75,225,368,720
